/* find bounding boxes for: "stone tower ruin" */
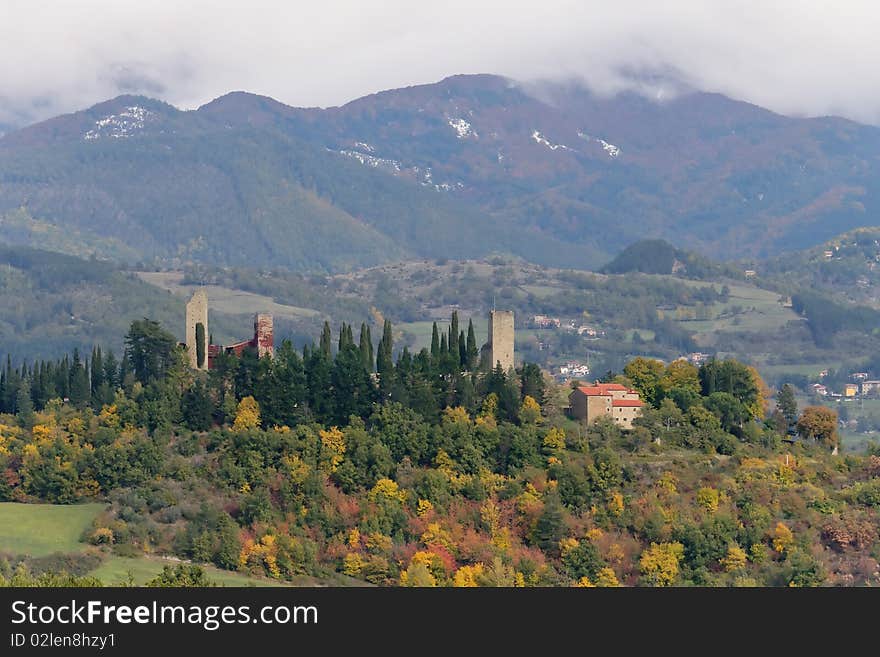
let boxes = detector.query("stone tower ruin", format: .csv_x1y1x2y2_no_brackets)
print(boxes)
254,313,274,358
185,289,209,371
488,310,515,372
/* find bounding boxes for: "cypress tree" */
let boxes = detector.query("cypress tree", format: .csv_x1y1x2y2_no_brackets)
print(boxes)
69,349,90,408
320,321,332,358
338,323,346,353
449,312,460,364
56,355,70,400
103,350,118,390
91,346,104,395
459,330,467,369
440,332,448,356
195,322,206,368
377,319,393,377
359,323,374,372
2,356,19,414
430,322,440,360
466,319,478,371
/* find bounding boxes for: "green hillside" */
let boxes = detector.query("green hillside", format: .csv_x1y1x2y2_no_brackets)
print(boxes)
0,502,106,557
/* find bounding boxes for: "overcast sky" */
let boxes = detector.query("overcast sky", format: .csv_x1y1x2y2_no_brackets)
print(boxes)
1,1,878,126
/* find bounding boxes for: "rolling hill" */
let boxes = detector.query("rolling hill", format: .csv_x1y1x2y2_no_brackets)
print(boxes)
1,75,879,271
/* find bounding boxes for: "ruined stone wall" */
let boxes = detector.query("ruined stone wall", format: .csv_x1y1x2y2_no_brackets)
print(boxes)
254,313,274,358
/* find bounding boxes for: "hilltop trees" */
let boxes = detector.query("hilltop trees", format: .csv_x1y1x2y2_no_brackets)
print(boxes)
125,319,179,383
2,311,877,589
797,406,839,451
776,383,798,434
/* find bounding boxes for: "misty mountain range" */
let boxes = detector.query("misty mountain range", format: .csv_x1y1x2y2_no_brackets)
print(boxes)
1,74,879,271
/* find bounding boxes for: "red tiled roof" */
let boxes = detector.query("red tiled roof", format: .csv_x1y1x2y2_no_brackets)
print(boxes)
575,383,640,397
612,399,644,407
576,386,608,396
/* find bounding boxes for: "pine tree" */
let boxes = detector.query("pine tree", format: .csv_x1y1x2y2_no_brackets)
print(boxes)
182,380,213,431
16,378,34,428
305,345,333,424
103,350,118,390
3,355,20,413
458,330,467,369
777,383,798,431
520,362,546,404
69,349,90,408
534,491,566,556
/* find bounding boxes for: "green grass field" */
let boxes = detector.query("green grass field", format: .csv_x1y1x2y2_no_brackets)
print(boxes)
399,318,487,352
136,271,320,320
0,503,344,586
0,502,106,557
88,556,290,587
674,281,800,335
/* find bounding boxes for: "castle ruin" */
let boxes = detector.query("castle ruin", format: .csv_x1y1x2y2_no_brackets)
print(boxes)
184,290,274,369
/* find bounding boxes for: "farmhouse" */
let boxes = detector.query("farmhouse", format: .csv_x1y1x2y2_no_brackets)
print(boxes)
569,382,644,429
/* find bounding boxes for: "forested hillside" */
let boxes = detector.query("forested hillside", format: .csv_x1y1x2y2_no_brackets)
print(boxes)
2,75,880,271
1,316,878,587
0,246,284,362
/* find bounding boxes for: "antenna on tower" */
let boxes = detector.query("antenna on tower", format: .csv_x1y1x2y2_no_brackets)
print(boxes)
493,295,496,311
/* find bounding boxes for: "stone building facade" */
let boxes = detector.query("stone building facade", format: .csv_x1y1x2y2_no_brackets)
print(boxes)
569,382,644,429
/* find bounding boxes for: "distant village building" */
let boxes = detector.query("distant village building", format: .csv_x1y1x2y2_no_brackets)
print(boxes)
844,383,858,397
823,250,834,260
744,269,757,278
819,369,829,378
685,352,711,365
810,383,828,396
860,380,880,395
851,372,869,381
577,325,602,337
569,382,644,429
559,361,591,379
184,290,274,370
532,314,561,329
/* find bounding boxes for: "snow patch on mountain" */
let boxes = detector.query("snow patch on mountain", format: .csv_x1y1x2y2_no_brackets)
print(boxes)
84,106,154,140
337,149,462,192
338,149,402,172
448,118,477,139
354,141,375,153
597,138,620,158
577,131,620,158
532,130,570,151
